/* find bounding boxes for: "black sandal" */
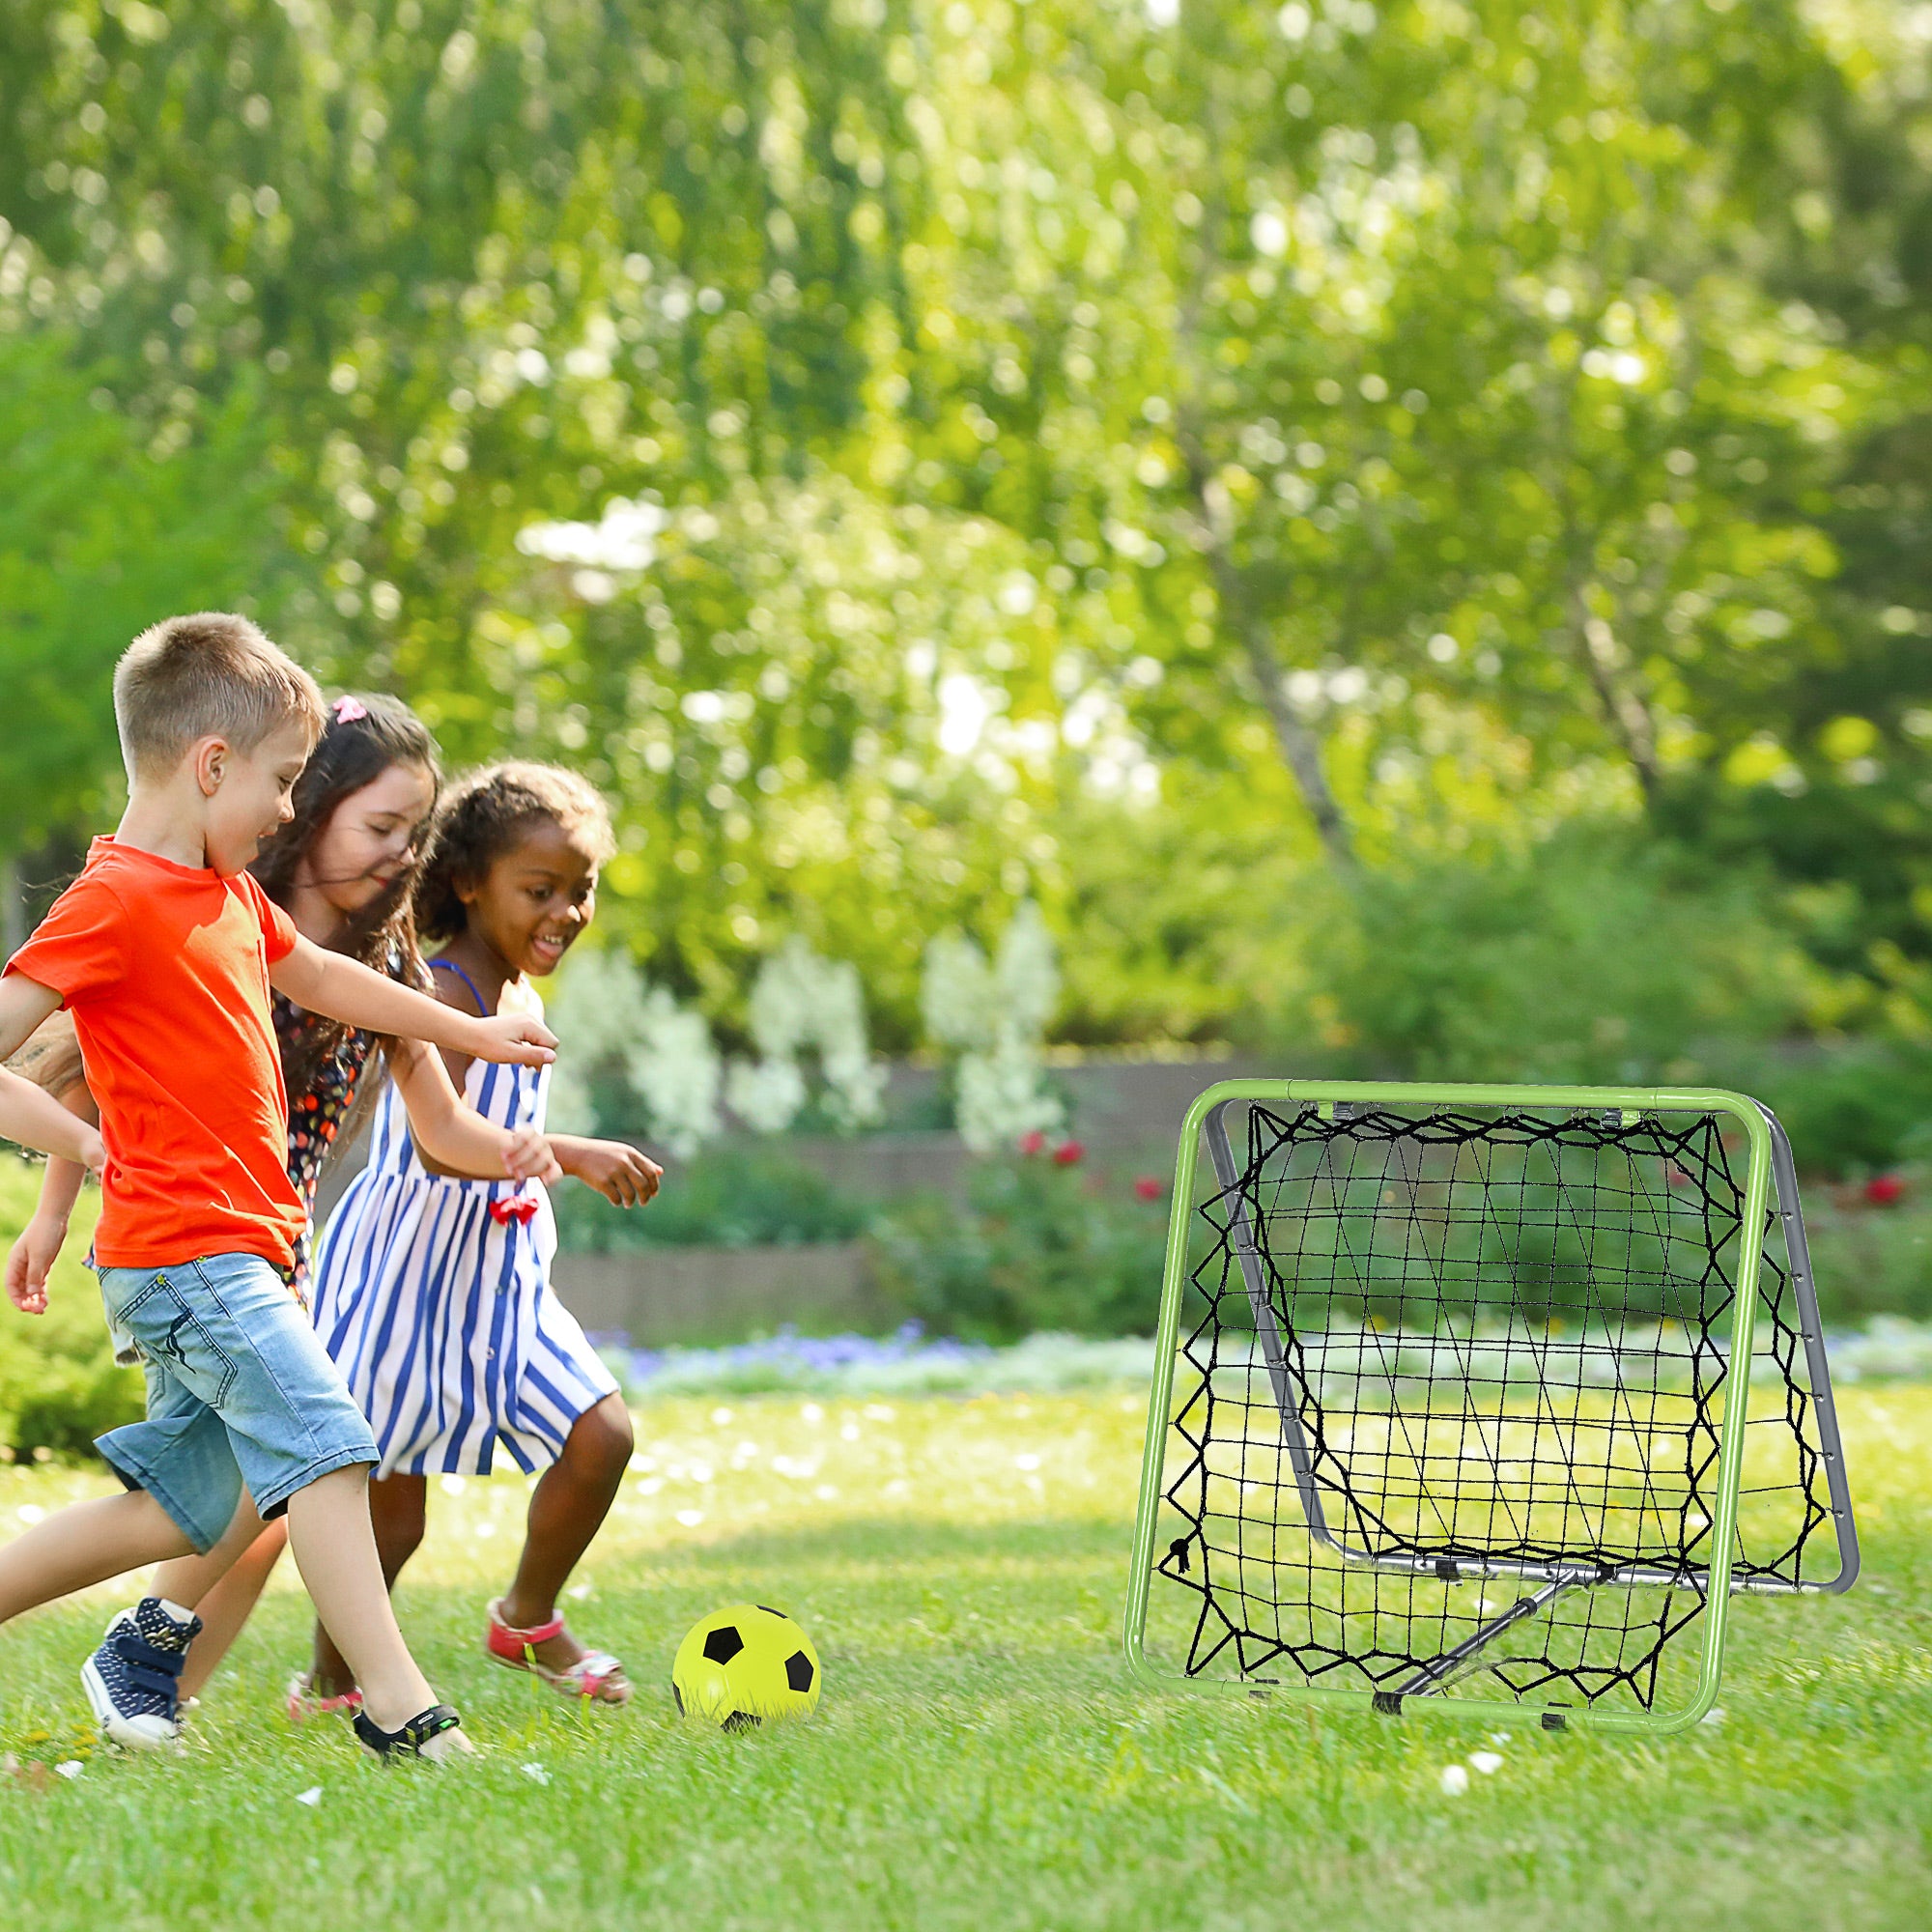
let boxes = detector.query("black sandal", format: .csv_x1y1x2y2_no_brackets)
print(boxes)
354,1702,466,1760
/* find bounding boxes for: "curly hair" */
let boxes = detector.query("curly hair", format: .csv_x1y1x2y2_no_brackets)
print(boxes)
414,761,616,947
251,693,441,1100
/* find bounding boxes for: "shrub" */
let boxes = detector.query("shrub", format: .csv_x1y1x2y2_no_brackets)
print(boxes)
1743,1040,1932,1179
553,1143,874,1251
0,1159,142,1463
868,1145,1171,1342
1298,831,1828,1086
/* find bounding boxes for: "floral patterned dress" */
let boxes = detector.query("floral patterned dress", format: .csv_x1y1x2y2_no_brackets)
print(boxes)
275,997,376,1298
275,947,423,1295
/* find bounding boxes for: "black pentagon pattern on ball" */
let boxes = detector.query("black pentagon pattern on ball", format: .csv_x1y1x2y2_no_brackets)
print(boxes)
785,1649,814,1694
703,1624,746,1664
722,1711,761,1733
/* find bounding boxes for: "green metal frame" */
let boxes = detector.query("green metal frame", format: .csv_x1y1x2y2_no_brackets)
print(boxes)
1122,1079,1776,1736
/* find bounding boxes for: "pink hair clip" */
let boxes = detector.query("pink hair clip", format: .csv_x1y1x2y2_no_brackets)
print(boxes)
332,696,369,724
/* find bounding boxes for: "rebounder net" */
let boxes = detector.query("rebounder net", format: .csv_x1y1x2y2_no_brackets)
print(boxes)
1135,1090,1858,1730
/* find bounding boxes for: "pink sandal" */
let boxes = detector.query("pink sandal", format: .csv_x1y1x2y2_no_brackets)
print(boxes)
285,1671,362,1722
485,1598,632,1706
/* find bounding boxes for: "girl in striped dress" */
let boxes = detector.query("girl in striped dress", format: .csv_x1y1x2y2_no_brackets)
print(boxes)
305,762,659,1705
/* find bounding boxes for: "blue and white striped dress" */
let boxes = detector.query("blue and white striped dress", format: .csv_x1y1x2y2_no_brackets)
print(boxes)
309,974,619,1478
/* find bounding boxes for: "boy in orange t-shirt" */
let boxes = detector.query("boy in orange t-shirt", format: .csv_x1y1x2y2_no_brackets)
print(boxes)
0,613,556,1763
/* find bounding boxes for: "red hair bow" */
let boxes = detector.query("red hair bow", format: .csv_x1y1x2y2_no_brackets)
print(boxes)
488,1195,540,1227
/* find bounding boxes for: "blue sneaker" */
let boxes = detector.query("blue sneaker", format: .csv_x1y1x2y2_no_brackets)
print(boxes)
80,1597,201,1748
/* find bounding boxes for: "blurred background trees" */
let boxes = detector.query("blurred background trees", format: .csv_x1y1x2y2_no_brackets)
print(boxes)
1,0,1929,1089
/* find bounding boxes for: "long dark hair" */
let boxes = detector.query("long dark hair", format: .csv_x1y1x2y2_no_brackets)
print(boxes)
252,693,441,1099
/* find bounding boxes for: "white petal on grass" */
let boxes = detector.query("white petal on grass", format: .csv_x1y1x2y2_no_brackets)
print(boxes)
1014,1453,1042,1471
710,1406,733,1426
522,1763,552,1785
295,1785,323,1806
1700,1706,1725,1727
675,1509,705,1528
440,1474,467,1496
814,1485,838,1501
16,1505,44,1525
1468,1752,1503,1776
55,1761,84,1779
567,1583,592,1602
1438,1764,1470,1796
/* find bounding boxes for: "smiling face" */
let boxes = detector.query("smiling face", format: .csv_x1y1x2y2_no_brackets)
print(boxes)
459,814,601,978
197,719,316,876
298,760,438,918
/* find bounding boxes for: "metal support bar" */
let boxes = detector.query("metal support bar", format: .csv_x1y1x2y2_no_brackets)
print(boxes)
1396,1578,1578,1699
1755,1101,1861,1594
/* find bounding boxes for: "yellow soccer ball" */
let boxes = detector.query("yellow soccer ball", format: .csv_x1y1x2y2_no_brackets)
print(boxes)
671,1603,821,1730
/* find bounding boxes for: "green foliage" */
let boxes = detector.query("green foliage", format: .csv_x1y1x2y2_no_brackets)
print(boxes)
553,1145,872,1252
0,0,1927,1050
1746,1041,1932,1182
1299,833,1831,1085
0,1160,141,1463
869,1151,1169,1342
1805,1192,1932,1325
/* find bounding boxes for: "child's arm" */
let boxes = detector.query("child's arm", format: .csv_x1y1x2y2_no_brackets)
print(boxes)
270,937,556,1066
547,1135,663,1208
386,1037,564,1186
4,1081,99,1316
0,977,105,1171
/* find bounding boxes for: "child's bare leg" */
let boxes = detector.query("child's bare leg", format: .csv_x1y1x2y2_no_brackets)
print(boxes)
499,1394,633,1668
0,1491,192,1624
309,1473,426,1698
283,1464,447,1738
151,1491,270,1617
176,1520,289,1702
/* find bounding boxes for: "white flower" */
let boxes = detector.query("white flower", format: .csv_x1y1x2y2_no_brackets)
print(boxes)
1438,1765,1470,1795
923,904,1065,1151
675,1509,705,1527
295,1785,323,1806
54,1761,84,1780
522,1763,552,1786
1468,1751,1503,1776
727,938,886,1135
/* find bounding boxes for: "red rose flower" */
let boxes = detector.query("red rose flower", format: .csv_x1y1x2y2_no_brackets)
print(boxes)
1864,1173,1906,1208
1133,1176,1164,1202
1052,1139,1085,1166
1018,1129,1048,1156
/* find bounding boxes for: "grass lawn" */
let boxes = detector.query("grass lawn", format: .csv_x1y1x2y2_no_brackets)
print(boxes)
0,1383,1928,1931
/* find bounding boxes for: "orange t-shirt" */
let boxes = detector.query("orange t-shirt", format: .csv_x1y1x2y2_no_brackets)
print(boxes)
7,837,304,1272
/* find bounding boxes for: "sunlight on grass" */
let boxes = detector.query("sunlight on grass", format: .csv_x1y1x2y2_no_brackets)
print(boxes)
0,1387,1927,1932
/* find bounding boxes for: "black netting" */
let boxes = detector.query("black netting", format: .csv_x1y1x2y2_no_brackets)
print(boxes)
1151,1102,1841,1713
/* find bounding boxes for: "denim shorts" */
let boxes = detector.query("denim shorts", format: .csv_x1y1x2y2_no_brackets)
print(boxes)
94,1253,381,1552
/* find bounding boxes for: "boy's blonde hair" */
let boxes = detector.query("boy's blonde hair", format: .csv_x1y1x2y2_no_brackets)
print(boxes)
112,612,327,781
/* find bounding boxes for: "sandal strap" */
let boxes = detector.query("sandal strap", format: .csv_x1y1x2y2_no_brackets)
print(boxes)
355,1702,463,1759
488,1598,567,1646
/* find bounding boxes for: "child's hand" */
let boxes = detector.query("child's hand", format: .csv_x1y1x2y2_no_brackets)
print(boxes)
570,1140,663,1209
502,1124,564,1187
467,1013,558,1066
4,1211,68,1316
